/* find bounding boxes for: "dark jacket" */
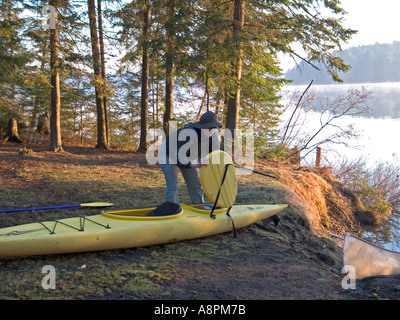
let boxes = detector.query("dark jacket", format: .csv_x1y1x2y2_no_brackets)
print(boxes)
161,123,219,168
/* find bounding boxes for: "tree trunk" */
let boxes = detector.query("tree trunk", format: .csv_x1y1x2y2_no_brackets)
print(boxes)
88,0,108,149
49,1,63,152
97,0,109,145
163,1,176,134
37,112,50,135
5,118,23,143
316,146,322,168
139,0,151,151
164,57,174,134
225,0,245,133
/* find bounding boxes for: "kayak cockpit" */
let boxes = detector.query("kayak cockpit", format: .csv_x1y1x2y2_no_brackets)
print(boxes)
101,203,227,221
101,206,182,221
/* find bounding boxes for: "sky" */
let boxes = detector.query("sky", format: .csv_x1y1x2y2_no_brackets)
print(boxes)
280,0,400,71
340,0,400,48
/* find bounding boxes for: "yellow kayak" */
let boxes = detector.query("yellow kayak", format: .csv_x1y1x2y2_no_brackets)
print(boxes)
0,204,287,257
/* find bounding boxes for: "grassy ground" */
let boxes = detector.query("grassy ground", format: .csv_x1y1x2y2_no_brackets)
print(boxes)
1,141,399,301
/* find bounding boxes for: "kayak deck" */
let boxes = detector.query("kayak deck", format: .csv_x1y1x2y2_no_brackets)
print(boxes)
0,204,287,257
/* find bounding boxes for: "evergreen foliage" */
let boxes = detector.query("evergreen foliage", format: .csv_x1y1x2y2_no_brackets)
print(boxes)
0,0,354,153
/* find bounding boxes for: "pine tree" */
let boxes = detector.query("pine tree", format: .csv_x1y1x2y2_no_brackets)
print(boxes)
48,0,63,152
225,0,245,133
139,0,151,151
0,0,27,137
88,0,108,149
97,0,109,145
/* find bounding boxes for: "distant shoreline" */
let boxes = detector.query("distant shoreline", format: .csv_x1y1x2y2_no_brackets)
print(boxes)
285,42,400,85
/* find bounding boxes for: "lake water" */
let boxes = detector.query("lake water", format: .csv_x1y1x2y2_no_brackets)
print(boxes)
282,111,400,167
281,82,400,167
282,82,400,250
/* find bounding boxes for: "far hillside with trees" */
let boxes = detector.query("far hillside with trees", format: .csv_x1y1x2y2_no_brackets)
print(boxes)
285,42,400,85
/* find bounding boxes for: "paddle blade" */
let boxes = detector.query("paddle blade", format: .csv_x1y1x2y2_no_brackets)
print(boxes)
80,202,114,208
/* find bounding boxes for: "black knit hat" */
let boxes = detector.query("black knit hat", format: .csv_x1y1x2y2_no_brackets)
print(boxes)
194,111,222,129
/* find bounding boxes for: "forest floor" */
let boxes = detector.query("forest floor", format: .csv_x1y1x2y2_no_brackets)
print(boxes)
0,139,399,304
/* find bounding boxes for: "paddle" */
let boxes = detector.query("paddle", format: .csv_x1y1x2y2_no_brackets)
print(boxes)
0,202,114,214
237,166,279,179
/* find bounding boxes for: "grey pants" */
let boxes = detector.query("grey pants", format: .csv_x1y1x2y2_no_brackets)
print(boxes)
160,163,205,204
